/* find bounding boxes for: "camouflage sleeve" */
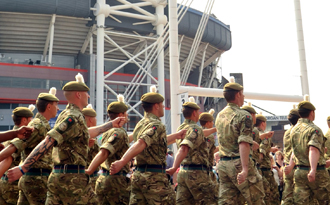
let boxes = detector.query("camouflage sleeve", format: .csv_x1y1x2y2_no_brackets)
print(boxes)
308,129,323,151
325,130,330,159
238,114,253,145
100,130,124,156
47,115,76,145
180,126,203,150
139,122,163,147
259,139,269,156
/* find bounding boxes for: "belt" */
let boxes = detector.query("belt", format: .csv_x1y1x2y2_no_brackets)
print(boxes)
258,167,271,171
90,170,99,177
53,165,85,174
296,165,326,171
136,164,165,173
181,164,209,171
25,168,51,176
220,156,240,161
100,168,127,176
1,174,8,181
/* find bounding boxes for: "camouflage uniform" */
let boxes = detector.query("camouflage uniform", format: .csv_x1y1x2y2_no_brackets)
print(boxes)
206,132,219,198
78,143,100,204
175,119,217,205
258,128,280,205
0,125,21,204
324,128,330,176
130,112,175,205
10,113,52,205
291,118,330,205
216,103,265,205
252,127,261,166
46,104,98,205
95,127,130,205
282,125,294,205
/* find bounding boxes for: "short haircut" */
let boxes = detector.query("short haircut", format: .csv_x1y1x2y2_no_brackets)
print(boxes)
36,98,53,113
142,102,154,113
223,90,239,102
298,108,311,118
288,114,300,126
108,111,119,120
12,115,24,126
199,120,208,126
182,106,197,118
255,119,263,127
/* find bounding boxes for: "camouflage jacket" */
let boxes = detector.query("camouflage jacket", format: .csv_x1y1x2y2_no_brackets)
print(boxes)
135,112,167,166
324,128,330,160
11,113,52,170
283,125,294,164
100,127,129,173
251,127,261,164
3,126,21,173
291,118,326,166
205,133,216,167
259,128,272,168
215,103,253,157
177,119,209,166
48,103,90,166
132,112,148,142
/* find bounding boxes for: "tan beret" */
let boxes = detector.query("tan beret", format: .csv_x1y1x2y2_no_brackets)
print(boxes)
289,109,300,117
327,116,330,121
182,97,200,110
12,107,34,117
62,73,89,91
256,114,267,122
38,93,59,102
108,94,128,113
223,76,243,91
298,101,315,111
141,86,164,104
199,113,214,122
241,105,256,114
82,108,97,117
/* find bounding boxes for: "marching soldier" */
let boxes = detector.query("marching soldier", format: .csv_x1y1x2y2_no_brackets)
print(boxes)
6,73,126,204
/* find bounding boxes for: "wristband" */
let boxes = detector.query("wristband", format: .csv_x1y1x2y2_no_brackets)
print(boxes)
18,165,25,175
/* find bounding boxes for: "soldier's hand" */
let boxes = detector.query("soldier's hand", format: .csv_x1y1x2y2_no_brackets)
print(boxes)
326,160,330,168
85,169,92,175
16,126,34,140
252,141,259,151
110,160,125,175
111,117,127,128
7,166,23,182
166,167,176,176
307,169,316,182
177,129,187,140
237,169,248,185
0,143,4,151
284,164,293,175
266,131,274,139
270,147,278,153
88,138,95,148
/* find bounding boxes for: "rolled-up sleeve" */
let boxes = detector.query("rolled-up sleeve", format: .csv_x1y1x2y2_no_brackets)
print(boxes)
238,115,253,145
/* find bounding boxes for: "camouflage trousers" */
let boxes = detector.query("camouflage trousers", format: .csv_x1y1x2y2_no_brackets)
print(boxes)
17,175,48,205
281,168,294,205
176,169,218,205
210,171,220,200
45,172,98,205
0,178,19,204
95,174,130,205
130,171,175,205
218,158,265,205
293,169,330,205
77,175,99,204
259,169,280,205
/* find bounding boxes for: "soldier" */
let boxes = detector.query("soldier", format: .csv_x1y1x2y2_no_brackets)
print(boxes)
77,104,100,204
166,96,217,205
281,105,300,205
0,88,59,205
6,73,126,204
0,105,34,205
257,112,280,205
85,95,130,204
324,116,330,176
215,76,265,205
285,95,329,204
110,85,185,205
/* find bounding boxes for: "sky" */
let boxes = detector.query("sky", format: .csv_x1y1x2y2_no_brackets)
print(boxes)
190,0,330,132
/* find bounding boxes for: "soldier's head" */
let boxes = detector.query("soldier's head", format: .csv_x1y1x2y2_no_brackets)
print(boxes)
255,112,267,131
182,97,200,122
141,86,164,117
288,105,300,126
298,95,315,121
241,102,257,124
12,105,35,126
107,94,128,123
82,104,97,127
199,109,215,129
37,87,59,120
223,77,244,107
62,73,90,109
327,116,330,128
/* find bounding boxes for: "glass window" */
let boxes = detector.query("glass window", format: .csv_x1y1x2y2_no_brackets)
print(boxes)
0,103,10,109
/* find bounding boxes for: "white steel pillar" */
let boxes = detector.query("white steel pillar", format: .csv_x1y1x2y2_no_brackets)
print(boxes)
93,0,111,125
169,0,180,136
90,35,93,55
154,2,167,123
48,14,56,66
294,0,310,96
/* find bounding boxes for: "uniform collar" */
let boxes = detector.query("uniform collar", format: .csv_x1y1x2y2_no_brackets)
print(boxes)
183,119,197,125
299,118,313,124
145,112,160,121
35,113,51,130
228,103,239,109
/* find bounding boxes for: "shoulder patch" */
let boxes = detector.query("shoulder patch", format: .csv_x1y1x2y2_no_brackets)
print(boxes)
245,115,252,128
55,117,75,134
146,125,157,136
315,130,319,134
109,133,118,142
193,128,198,133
